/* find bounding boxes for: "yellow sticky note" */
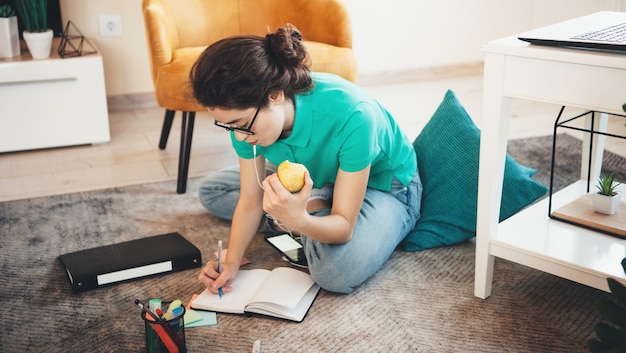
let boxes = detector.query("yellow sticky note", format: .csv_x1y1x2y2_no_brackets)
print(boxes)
183,308,203,326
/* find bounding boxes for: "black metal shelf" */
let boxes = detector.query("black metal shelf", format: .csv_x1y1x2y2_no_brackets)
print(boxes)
548,107,626,237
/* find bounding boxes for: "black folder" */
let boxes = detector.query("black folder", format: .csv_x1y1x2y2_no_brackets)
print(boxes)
59,232,202,292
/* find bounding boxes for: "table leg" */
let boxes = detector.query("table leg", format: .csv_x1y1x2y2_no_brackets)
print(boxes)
475,53,512,299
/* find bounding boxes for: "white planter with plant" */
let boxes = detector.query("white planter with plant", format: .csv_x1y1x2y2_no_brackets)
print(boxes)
0,4,20,58
14,0,52,59
592,173,622,215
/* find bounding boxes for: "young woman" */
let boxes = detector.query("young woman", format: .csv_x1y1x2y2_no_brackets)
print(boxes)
190,25,422,294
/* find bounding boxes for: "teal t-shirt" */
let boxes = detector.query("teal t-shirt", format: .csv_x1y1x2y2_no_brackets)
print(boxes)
231,72,416,191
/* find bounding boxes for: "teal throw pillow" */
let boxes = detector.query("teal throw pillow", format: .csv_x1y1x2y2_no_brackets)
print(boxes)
403,90,547,251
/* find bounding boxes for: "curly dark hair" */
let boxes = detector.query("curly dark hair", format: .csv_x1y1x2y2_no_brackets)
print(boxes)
189,24,313,110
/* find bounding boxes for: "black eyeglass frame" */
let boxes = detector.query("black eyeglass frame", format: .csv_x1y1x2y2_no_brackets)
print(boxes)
213,103,262,135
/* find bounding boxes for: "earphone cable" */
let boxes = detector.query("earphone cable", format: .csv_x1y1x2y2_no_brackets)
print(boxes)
253,145,294,236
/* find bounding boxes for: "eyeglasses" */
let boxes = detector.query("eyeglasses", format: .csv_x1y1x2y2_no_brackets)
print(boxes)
213,104,261,135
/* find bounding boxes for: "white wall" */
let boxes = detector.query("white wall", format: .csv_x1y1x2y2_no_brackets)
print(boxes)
343,0,625,74
60,0,149,96
60,0,625,97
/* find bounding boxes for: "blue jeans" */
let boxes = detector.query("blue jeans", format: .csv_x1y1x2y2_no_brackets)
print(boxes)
199,165,422,294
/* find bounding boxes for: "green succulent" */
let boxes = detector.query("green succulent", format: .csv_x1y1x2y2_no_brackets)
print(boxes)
588,258,626,353
596,173,621,197
13,0,48,33
0,4,15,17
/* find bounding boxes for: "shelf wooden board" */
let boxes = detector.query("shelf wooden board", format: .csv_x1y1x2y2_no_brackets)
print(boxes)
552,193,626,238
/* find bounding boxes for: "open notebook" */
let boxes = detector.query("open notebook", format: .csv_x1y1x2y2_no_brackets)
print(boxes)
191,267,320,322
518,11,626,52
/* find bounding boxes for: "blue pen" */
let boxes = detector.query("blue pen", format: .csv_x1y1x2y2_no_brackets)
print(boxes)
217,240,223,299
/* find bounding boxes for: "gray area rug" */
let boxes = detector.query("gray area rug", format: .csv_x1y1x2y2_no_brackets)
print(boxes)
1,134,623,353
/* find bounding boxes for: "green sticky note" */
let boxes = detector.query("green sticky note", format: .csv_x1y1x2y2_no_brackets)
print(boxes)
183,308,203,325
184,309,217,328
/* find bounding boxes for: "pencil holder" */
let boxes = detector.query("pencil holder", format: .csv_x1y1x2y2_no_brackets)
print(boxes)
141,306,187,353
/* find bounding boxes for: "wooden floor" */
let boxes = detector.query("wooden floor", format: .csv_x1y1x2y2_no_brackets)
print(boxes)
1,64,625,202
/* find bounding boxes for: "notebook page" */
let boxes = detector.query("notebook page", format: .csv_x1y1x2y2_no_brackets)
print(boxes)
246,283,320,321
248,267,315,308
192,269,270,313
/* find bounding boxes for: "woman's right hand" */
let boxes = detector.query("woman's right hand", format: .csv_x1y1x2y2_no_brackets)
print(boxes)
198,259,239,295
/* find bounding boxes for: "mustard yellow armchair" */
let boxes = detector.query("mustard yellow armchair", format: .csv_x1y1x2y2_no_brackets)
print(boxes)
142,0,358,193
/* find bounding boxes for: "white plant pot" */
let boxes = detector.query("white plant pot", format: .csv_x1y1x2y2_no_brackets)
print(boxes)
592,192,621,215
0,16,20,58
23,29,53,59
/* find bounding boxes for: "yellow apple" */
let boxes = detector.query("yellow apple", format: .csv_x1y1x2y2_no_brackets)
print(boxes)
277,160,307,192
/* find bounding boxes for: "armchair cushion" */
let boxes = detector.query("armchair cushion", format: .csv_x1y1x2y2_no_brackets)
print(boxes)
305,42,357,83
154,47,207,112
403,90,547,251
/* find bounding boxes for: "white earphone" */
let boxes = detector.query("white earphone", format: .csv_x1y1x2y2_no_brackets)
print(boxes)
253,145,264,190
252,144,293,235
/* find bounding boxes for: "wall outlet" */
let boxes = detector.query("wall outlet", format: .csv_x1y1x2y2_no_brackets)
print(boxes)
99,15,122,37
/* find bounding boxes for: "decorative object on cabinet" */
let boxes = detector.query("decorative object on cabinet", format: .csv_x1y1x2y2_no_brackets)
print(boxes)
0,3,20,57
0,4,14,16
13,0,53,59
592,173,622,215
58,21,96,58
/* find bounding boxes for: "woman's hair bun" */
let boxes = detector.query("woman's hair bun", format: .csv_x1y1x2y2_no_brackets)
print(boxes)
266,23,308,65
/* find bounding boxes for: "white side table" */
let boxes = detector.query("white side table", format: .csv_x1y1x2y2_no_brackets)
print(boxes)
0,38,110,153
475,12,626,299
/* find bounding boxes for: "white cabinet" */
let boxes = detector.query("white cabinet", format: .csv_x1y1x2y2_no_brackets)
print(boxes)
0,38,109,153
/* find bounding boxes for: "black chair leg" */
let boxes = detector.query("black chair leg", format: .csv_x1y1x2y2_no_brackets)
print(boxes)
158,109,176,150
177,111,195,194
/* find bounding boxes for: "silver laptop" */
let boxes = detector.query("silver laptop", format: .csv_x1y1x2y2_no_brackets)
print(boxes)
518,11,626,52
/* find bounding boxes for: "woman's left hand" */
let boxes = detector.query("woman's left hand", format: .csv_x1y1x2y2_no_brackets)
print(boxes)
261,171,313,230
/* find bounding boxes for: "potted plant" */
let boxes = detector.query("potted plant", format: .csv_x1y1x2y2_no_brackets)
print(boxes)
0,3,20,57
592,173,622,215
588,258,626,352
13,0,52,59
